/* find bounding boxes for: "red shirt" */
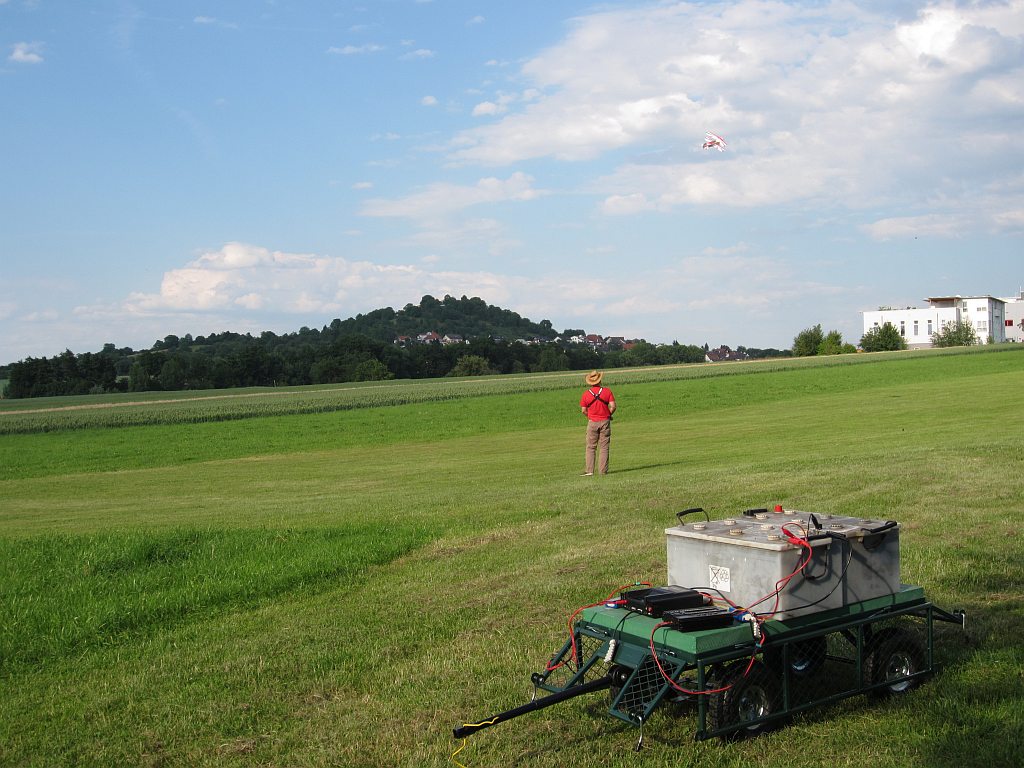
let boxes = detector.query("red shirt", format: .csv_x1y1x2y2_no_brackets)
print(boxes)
580,386,615,421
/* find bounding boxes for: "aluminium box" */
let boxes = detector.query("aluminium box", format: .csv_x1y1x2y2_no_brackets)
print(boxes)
665,510,900,619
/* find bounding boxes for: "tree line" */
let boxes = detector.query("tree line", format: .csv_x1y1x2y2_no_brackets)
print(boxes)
3,295,790,399
791,317,983,357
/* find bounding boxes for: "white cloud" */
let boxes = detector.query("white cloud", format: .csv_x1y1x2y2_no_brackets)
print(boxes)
472,101,501,117
401,48,435,60
193,16,237,29
9,42,44,64
863,214,967,240
360,172,548,221
328,44,384,55
421,95,439,106
352,181,374,190
440,0,1024,230
9,241,848,360
468,16,485,26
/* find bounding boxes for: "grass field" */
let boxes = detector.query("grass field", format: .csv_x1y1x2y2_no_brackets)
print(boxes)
1,347,1022,767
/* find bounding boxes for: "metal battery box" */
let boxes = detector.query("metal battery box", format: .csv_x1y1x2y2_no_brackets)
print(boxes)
665,510,900,619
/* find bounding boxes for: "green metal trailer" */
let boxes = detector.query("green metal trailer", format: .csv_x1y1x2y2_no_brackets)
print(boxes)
453,510,964,746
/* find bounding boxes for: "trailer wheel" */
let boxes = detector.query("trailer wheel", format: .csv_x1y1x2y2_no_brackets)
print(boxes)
767,635,827,679
863,627,926,697
707,661,780,739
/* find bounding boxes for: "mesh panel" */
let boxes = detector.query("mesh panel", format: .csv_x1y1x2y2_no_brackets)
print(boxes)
612,656,681,723
541,631,608,690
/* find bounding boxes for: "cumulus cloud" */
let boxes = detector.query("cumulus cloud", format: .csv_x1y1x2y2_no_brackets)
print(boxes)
9,42,44,64
421,95,439,106
442,0,1024,229
34,238,848,358
117,242,806,325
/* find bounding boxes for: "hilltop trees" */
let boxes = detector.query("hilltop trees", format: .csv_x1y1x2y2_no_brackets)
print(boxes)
1,294,789,399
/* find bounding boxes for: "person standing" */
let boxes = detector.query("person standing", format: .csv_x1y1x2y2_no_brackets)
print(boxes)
580,370,616,476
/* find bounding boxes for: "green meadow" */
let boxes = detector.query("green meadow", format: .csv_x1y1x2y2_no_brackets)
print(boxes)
1,347,1021,767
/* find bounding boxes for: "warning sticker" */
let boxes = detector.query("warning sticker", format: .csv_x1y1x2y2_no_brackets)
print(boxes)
709,564,731,593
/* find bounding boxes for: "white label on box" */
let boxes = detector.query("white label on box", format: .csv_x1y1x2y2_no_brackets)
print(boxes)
709,564,731,593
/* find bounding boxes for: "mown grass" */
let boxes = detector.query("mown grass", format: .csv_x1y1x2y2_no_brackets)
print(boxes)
0,346,1007,435
0,346,1021,767
0,526,430,676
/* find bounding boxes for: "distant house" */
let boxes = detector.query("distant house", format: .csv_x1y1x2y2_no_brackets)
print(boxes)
417,331,442,344
705,345,747,363
1001,289,1024,343
862,295,1007,348
585,334,604,348
394,335,412,345
606,336,626,349
441,334,464,345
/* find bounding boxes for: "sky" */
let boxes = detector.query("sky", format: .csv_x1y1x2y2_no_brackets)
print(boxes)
2,0,1022,364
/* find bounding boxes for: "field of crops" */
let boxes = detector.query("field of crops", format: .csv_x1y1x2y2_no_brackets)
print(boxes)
1,346,1022,767
0,348,977,434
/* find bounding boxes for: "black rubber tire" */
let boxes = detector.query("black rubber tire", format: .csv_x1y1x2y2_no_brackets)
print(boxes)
766,635,828,679
863,627,927,698
707,661,781,739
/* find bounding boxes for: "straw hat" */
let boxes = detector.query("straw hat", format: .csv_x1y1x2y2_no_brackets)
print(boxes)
585,370,603,387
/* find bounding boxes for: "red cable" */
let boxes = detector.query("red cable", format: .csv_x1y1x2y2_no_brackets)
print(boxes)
547,581,652,672
647,524,811,693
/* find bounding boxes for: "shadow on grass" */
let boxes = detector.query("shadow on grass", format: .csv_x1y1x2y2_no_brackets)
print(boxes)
606,460,689,475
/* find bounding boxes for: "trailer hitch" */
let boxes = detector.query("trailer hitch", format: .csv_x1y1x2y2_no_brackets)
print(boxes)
453,674,614,739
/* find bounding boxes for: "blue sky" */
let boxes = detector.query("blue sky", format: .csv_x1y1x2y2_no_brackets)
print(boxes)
2,0,1022,363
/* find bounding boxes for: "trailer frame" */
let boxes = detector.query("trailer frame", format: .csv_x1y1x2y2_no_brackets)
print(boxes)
532,585,964,741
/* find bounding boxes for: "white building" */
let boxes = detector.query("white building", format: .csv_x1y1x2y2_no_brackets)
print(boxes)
862,295,1007,349
1000,289,1024,343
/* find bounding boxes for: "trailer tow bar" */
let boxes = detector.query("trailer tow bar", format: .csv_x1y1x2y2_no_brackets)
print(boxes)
453,674,613,739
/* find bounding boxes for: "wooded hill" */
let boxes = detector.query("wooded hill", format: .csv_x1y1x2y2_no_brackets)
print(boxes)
2,294,788,399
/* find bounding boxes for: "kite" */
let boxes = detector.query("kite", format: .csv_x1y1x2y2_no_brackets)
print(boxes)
702,131,727,151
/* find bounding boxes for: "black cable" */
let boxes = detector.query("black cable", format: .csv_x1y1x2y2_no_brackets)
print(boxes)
760,535,856,618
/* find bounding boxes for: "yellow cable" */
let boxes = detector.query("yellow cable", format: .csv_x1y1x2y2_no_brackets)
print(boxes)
451,738,470,768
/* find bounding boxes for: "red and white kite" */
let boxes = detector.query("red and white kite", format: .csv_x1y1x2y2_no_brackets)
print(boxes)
702,131,727,151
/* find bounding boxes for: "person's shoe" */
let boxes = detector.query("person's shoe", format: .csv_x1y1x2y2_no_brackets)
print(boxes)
580,472,593,476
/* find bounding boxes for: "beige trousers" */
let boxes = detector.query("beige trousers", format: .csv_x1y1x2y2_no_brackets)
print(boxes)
585,419,612,475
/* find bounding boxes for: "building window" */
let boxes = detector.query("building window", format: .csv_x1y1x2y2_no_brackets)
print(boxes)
927,320,933,335
978,320,987,332
913,320,919,336
900,321,906,336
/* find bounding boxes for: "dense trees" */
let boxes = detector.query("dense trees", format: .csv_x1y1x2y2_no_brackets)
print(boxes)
792,325,857,357
860,322,908,352
1,295,799,400
930,320,979,347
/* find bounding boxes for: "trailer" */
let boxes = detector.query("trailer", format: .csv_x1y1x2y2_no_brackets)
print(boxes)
454,507,964,746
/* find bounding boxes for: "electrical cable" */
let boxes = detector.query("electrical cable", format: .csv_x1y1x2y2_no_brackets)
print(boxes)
546,581,652,673
647,619,767,696
450,737,470,768
645,522,816,694
773,534,856,617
